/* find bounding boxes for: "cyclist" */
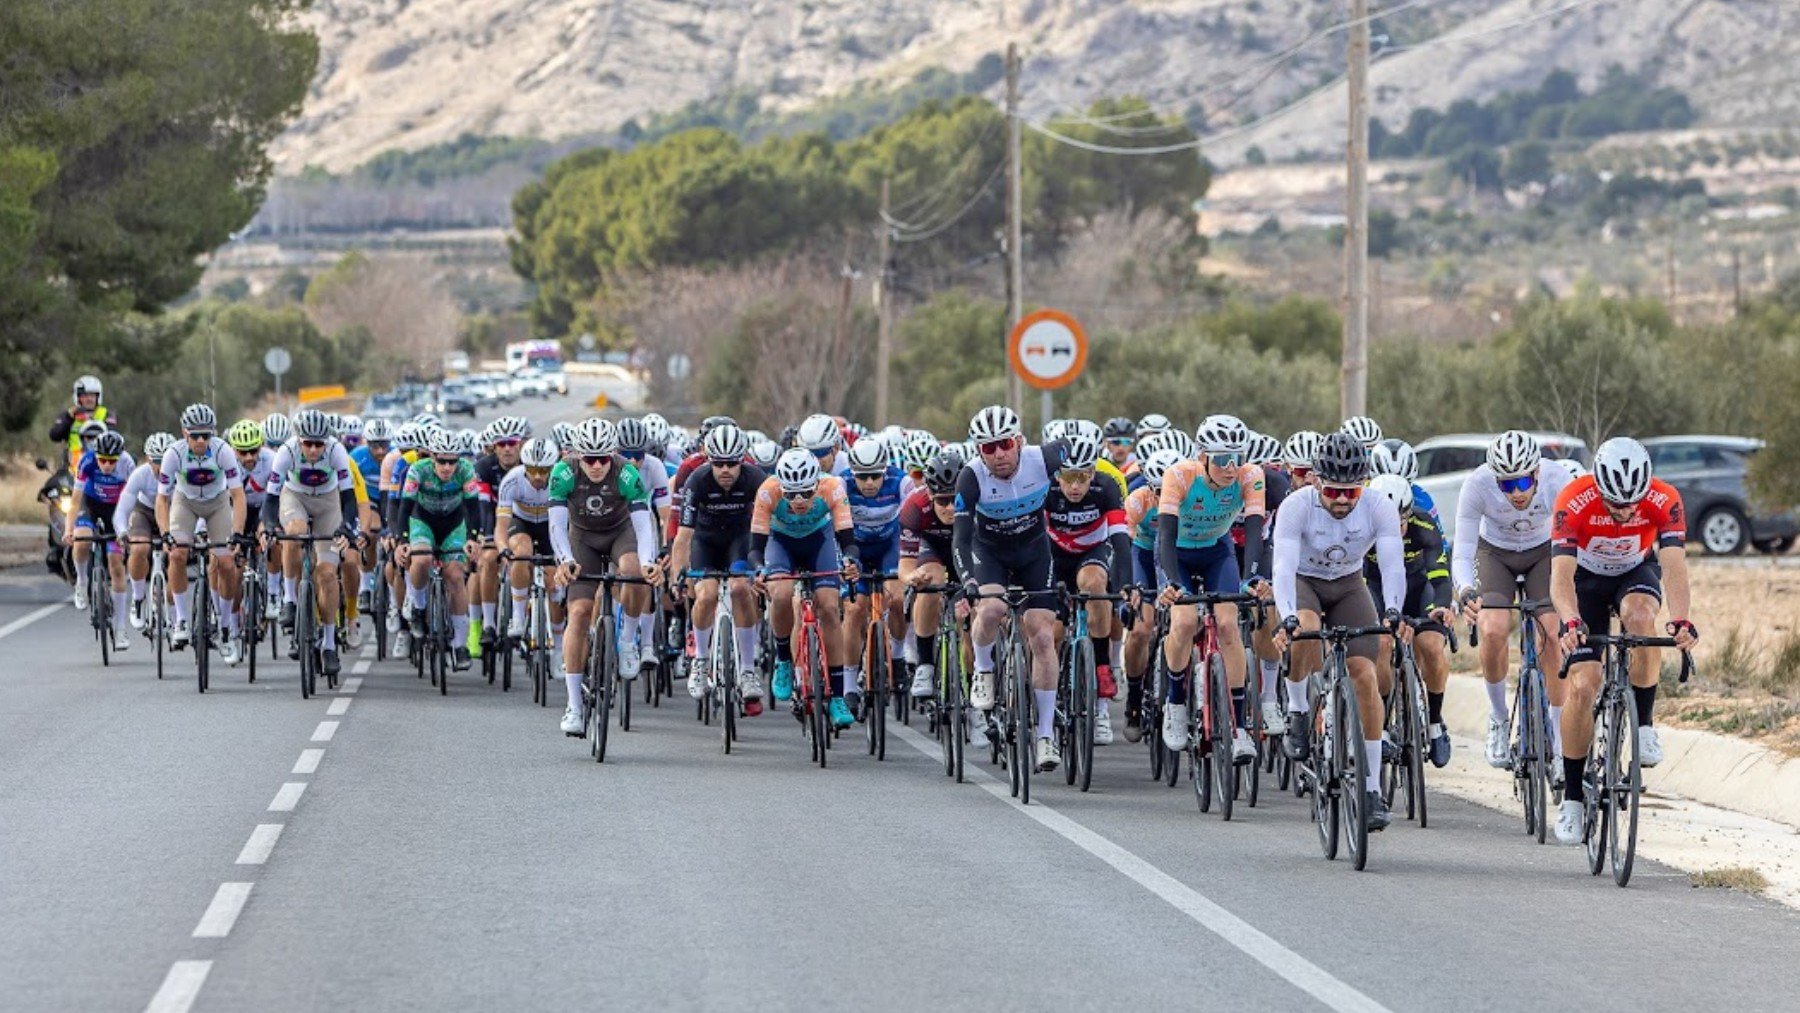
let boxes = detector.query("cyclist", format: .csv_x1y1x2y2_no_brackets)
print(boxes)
339,415,365,453
752,448,860,727
156,404,246,650
796,413,853,479
549,419,661,737
350,418,392,612
898,430,940,501
616,417,673,527
1045,427,1131,746
379,422,424,649
69,429,134,650
116,432,176,630
265,409,359,676
473,416,531,658
666,424,766,709
226,418,276,651
662,415,738,548
1241,431,1292,734
1121,447,1183,742
842,438,909,708
954,405,1070,772
497,437,563,649
1371,438,1439,522
1155,415,1263,762
49,375,121,470
1268,432,1408,833
1102,416,1136,473
1340,415,1383,451
1283,430,1324,489
1451,431,1574,770
899,451,962,699
1366,475,1456,767
398,427,484,672
1550,437,1696,844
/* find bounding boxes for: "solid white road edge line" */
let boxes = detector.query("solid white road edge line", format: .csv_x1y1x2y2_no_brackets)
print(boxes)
143,960,212,1013
192,883,253,938
235,824,284,865
327,697,351,716
890,723,1391,1013
293,749,323,774
0,603,64,640
269,782,307,812
311,720,338,742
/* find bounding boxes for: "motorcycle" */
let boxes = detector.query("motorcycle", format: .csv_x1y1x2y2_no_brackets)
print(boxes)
35,457,75,583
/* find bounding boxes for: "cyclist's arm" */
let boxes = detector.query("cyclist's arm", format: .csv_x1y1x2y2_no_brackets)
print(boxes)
622,463,658,559
1154,513,1184,590
1417,521,1452,610
1372,503,1406,614
1271,498,1302,620
1548,554,1580,625
950,468,979,584
1106,526,1132,592
670,527,693,577
1449,471,1483,593
1239,466,1267,582
748,532,767,571
547,505,574,565
1240,514,1265,583
1659,543,1691,626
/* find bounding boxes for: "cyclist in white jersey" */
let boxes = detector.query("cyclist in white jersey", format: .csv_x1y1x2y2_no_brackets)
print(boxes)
116,432,175,630
156,405,246,649
1267,433,1408,834
496,439,565,641
1451,431,1573,769
265,409,359,678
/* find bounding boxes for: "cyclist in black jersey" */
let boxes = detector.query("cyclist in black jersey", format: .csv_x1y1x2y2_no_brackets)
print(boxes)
667,426,766,701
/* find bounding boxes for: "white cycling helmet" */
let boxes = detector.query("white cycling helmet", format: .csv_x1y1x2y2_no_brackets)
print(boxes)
1368,474,1415,514
144,432,176,462
1195,414,1250,455
363,418,393,443
1592,437,1652,505
1060,430,1102,471
180,403,217,433
292,409,331,442
616,418,651,452
1139,448,1184,491
703,423,749,461
1246,432,1283,467
749,439,781,469
1138,428,1195,462
1068,419,1104,446
1041,419,1071,443
1372,439,1419,483
903,432,940,473
1487,430,1541,479
1284,430,1325,470
968,405,1022,443
1136,413,1173,438
519,438,559,468
775,447,822,493
797,414,841,452
428,427,460,457
846,439,889,476
261,413,293,447
340,414,364,439
641,413,670,449
454,429,482,458
550,422,577,452
571,418,618,457
1340,416,1383,449
490,415,531,441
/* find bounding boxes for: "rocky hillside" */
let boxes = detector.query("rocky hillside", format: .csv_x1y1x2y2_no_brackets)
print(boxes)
278,0,1794,173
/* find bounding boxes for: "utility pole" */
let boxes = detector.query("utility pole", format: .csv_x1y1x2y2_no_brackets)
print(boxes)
875,177,894,427
1004,42,1024,414
1341,0,1370,419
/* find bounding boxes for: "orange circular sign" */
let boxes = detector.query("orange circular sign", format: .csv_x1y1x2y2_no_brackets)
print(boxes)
1008,309,1088,391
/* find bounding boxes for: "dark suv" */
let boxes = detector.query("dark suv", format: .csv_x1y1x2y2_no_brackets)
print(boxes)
1643,436,1798,555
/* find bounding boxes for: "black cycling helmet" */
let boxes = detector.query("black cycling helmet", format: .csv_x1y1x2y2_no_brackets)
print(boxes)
778,424,800,450
698,415,737,441
923,451,962,495
1313,431,1371,486
1102,416,1134,440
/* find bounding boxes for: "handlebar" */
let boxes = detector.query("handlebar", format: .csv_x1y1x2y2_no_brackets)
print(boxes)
1291,624,1392,644
1556,633,1694,683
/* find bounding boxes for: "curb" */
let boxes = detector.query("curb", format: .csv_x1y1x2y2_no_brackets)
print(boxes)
1443,672,1800,830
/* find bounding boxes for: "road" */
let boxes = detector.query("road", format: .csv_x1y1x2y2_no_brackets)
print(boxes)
6,591,1800,1013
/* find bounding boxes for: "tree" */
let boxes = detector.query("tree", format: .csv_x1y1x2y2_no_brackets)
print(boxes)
1503,141,1554,189
1198,296,1341,361
0,0,316,435
304,252,459,377
701,289,875,431
892,291,1008,437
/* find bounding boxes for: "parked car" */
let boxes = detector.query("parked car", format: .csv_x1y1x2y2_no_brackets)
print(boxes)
362,393,411,422
1642,436,1799,555
1415,432,1590,542
436,380,479,416
511,367,551,399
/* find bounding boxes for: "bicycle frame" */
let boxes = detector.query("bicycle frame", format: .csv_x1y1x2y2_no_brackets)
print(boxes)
768,570,841,769
1292,623,1391,872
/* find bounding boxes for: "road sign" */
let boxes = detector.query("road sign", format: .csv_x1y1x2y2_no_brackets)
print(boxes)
1008,310,1087,391
263,347,292,377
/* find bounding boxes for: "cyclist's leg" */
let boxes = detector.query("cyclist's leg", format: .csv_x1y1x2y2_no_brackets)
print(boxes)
166,496,198,627
1617,564,1667,724
1559,569,1614,803
476,538,502,637
561,546,601,714
1523,545,1568,721
1473,540,1519,723
127,507,156,617
506,530,537,631
1324,575,1387,796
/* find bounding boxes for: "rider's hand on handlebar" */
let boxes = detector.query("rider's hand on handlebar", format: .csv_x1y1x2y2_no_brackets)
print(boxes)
554,560,580,588
1457,587,1481,624
1156,584,1183,608
1559,618,1588,653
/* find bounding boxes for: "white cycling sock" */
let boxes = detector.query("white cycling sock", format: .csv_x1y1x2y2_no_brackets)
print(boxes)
888,635,906,667
284,577,298,604
1035,690,1057,739
1286,677,1309,713
408,585,426,611
566,670,583,711
734,625,759,671
1097,698,1110,720
638,611,656,649
1548,705,1564,754
844,664,862,693
321,624,336,651
480,601,496,626
903,628,918,664
694,625,713,660
974,639,995,671
451,612,470,645
129,578,147,602
112,592,130,629
1260,660,1281,701
510,587,528,627
1485,679,1509,722
1364,741,1383,791
174,589,191,623
361,572,375,592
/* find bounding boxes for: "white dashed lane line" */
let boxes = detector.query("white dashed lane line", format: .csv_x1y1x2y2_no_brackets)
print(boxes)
292,749,323,774
311,721,339,742
144,960,211,1013
234,824,284,865
191,883,253,939
326,697,351,716
268,782,306,812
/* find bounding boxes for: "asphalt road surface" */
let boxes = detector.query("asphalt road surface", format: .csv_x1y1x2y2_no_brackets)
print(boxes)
5,591,1800,1013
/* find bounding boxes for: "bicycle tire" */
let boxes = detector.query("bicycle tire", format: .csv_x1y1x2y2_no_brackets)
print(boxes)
1062,644,1079,788
432,581,449,696
944,631,966,782
1244,648,1263,808
1611,676,1642,886
151,570,166,680
1075,636,1096,792
594,619,615,763
1312,677,1339,860
94,562,112,668
299,570,316,700
1209,654,1234,821
1014,633,1035,805
195,559,210,694
1406,657,1427,828
1342,673,1370,871
808,629,828,769
717,618,735,752
1525,670,1548,844
246,575,259,686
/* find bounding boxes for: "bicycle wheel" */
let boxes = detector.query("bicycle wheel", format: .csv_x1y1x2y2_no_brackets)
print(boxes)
1405,659,1427,828
94,566,112,668
1341,673,1370,871
1209,653,1235,821
807,629,828,769
867,627,888,760
1074,636,1096,792
1524,671,1548,844
717,625,736,754
1244,650,1262,808
1610,675,1642,887
372,561,390,661
432,588,448,696
298,575,316,699
151,571,166,680
1014,635,1035,804
1312,677,1339,860
591,619,614,763
1061,649,1079,788
617,623,633,732
943,634,966,782
195,565,210,694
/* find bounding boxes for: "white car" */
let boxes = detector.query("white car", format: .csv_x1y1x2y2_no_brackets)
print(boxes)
1414,432,1590,541
511,367,551,399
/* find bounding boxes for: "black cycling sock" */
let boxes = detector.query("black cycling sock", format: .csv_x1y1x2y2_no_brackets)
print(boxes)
775,636,791,663
1427,691,1445,725
829,665,847,698
1167,670,1189,705
918,633,936,667
1563,757,1587,802
1632,684,1656,726
1126,678,1144,711
1231,686,1247,725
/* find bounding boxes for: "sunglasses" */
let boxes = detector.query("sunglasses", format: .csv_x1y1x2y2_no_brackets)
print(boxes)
187,432,213,441
96,455,119,465
1106,438,1134,447
525,467,551,480
494,438,522,448
710,459,740,469
809,447,834,459
1497,475,1536,495
300,439,325,449
432,456,460,466
1320,484,1363,502
784,490,815,501
1291,467,1313,482
1207,452,1242,468
853,471,885,481
931,494,956,506
580,455,610,466
1057,469,1093,482
977,438,1012,456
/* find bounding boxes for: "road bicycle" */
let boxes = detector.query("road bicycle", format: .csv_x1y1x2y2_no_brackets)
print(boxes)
73,532,118,667
1059,589,1124,793
908,582,969,782
772,570,844,769
1473,578,1560,843
1164,590,1259,820
847,569,899,761
1381,616,1456,829
506,553,558,707
964,586,1037,804
277,533,342,699
1292,622,1392,871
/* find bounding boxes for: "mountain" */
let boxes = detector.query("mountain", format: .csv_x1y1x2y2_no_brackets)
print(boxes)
277,0,1795,173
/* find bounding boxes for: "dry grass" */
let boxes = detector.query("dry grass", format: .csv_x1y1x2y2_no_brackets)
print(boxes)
0,455,52,525
1690,867,1771,894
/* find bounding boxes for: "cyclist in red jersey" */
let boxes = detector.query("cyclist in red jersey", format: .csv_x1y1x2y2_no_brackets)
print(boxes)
1549,437,1697,845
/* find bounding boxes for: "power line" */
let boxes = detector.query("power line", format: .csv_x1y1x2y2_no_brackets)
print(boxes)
885,159,1006,243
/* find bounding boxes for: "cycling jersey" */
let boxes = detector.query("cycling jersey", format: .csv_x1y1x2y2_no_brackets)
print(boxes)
1365,511,1451,608
846,467,905,543
379,447,418,494
1271,486,1406,619
76,450,135,506
1450,463,1573,590
267,441,355,498
496,466,552,525
402,457,480,517
677,462,766,538
952,441,1069,544
1095,458,1128,502
898,488,954,565
547,458,649,532
238,447,275,510
350,444,383,491
158,439,243,502
1159,461,1266,549
620,451,671,512
1552,475,1685,577
751,475,852,540
1046,477,1126,555
110,463,160,534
